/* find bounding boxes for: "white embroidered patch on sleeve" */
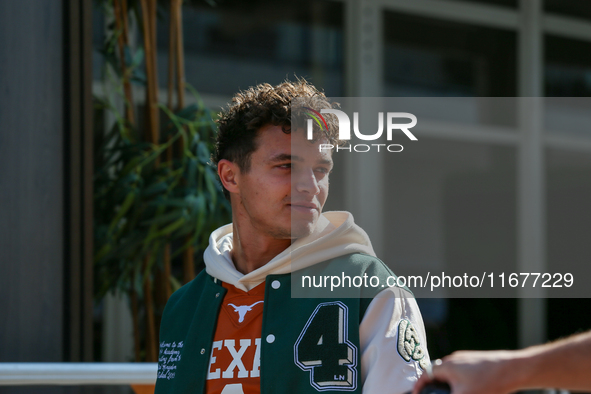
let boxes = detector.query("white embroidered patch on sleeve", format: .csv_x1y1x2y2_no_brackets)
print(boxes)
396,319,428,370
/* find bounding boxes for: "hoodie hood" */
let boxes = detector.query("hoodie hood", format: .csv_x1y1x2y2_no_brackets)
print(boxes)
203,211,375,292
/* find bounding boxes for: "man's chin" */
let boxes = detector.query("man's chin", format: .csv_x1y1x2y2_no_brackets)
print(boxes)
290,217,318,239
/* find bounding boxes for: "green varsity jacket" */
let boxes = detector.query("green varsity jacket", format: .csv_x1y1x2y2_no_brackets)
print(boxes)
154,253,423,394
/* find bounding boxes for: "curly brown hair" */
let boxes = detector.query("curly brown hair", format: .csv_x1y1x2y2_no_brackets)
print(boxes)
212,79,340,199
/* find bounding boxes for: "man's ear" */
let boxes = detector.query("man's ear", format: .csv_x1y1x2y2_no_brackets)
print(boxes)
217,159,240,194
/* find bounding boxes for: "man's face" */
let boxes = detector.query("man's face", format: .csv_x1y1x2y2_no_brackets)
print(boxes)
234,124,333,239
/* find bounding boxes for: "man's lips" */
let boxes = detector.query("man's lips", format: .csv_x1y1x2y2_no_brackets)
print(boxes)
288,202,319,211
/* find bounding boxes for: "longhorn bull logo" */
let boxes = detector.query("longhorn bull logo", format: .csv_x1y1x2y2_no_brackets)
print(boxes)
228,301,264,323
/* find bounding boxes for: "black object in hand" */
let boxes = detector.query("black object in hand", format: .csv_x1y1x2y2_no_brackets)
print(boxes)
418,382,451,394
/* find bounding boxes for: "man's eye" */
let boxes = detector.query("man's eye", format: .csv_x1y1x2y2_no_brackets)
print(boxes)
315,167,330,174
278,163,291,169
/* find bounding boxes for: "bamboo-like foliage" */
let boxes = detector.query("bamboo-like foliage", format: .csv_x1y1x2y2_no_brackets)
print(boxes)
93,0,230,361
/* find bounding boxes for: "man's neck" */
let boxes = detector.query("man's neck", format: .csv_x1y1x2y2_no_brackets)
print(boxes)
230,222,292,275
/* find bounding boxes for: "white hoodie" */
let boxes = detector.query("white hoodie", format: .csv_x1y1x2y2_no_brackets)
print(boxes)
204,211,375,291
203,211,430,394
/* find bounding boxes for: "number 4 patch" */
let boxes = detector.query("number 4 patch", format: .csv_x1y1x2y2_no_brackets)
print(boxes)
397,319,428,370
294,301,358,391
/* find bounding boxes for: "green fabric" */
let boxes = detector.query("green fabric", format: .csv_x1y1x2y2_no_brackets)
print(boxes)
155,253,398,394
156,273,227,394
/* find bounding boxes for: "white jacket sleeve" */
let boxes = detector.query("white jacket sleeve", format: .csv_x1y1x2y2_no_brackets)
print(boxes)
359,287,430,394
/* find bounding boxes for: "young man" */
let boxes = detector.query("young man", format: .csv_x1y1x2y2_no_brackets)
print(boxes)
155,80,429,394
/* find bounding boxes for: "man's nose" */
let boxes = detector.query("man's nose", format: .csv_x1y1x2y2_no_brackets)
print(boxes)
293,168,320,195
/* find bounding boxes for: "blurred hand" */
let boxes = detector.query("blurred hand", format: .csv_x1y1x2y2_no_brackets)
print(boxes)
412,350,522,394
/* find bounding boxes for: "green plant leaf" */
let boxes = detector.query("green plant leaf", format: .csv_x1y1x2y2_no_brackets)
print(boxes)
108,189,136,233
